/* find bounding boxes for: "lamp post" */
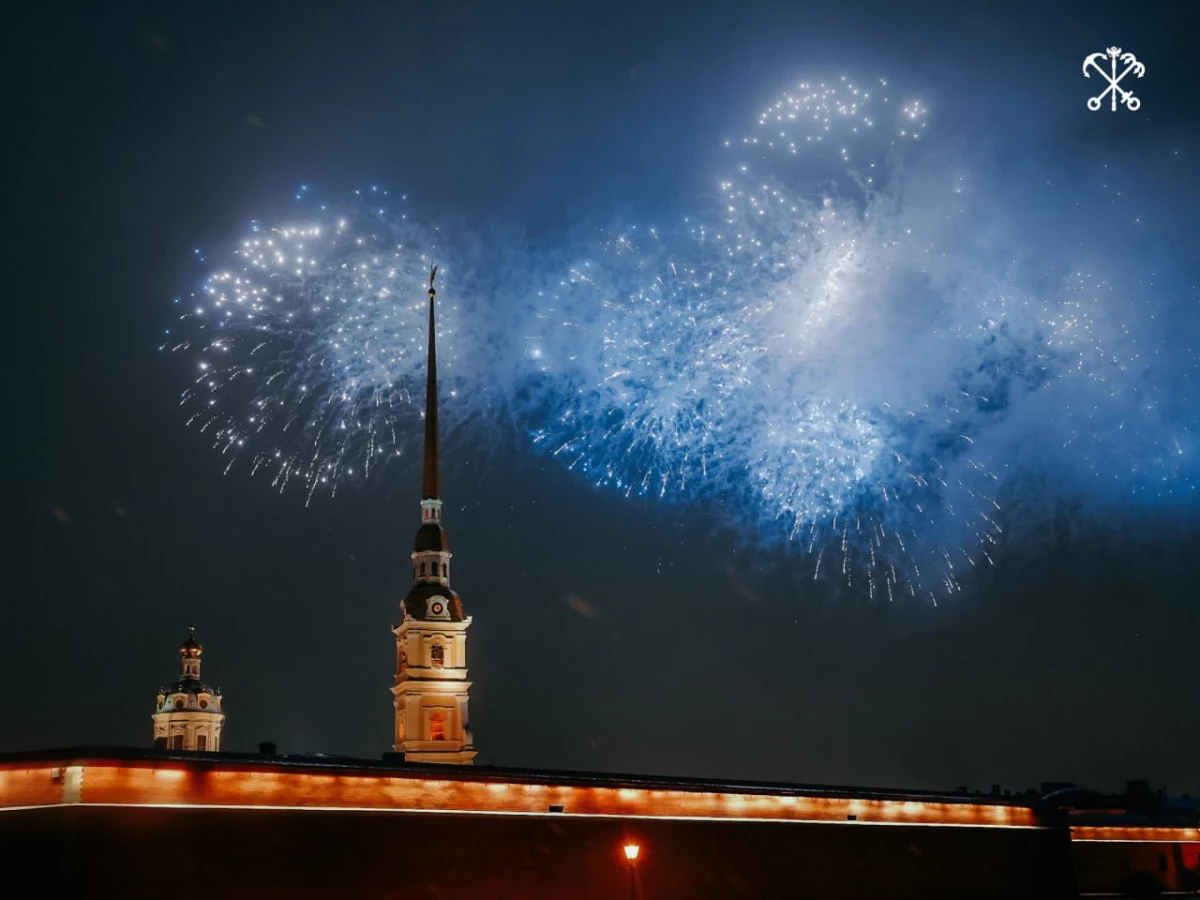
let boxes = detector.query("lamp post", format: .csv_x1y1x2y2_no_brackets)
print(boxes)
622,842,640,900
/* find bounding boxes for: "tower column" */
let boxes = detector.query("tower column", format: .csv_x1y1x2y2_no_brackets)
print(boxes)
392,265,477,765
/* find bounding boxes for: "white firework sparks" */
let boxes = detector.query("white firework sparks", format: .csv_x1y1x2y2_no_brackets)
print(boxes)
168,202,467,503
169,78,1195,601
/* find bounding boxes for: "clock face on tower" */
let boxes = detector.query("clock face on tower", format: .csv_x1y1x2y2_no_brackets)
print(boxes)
431,601,445,616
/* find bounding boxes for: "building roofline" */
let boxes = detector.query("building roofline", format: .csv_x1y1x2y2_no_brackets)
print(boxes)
0,746,1042,809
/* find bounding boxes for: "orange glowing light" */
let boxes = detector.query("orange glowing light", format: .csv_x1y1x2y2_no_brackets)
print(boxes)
1071,826,1200,843
0,759,1045,830
623,843,640,862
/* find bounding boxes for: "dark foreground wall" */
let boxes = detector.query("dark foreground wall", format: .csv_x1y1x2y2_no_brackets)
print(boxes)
1073,839,1200,895
3,807,1076,899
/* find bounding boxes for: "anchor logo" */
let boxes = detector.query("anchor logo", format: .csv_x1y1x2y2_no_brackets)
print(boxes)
1083,47,1145,111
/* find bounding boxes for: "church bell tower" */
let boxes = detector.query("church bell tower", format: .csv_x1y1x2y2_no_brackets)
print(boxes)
153,628,225,752
391,266,477,765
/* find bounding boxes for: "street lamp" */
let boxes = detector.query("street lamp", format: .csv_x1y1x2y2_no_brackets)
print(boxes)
622,842,640,899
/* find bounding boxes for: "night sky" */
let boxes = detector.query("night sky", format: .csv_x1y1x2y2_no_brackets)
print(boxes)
10,0,1199,796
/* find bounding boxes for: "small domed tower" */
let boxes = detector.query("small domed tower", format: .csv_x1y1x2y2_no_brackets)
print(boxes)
152,628,225,752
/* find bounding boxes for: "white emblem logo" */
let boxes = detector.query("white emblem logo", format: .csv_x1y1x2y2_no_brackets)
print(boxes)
1083,47,1145,111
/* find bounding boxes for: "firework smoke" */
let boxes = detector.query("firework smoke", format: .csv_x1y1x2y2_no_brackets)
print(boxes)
170,78,1196,599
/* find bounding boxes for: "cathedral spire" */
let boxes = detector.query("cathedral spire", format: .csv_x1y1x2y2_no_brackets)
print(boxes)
422,265,440,502
394,266,476,765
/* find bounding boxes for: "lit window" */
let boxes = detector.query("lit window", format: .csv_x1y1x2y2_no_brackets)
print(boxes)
430,644,445,668
430,710,446,741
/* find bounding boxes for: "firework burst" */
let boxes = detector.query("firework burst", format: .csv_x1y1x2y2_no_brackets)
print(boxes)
167,201,468,503
518,77,1192,599
168,77,1195,601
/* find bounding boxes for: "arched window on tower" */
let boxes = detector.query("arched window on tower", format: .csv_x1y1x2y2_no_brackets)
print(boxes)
430,644,445,668
430,710,446,741
197,734,207,751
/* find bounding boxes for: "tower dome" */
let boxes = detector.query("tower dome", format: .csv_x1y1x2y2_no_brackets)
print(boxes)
152,627,225,752
179,629,203,658
413,522,449,553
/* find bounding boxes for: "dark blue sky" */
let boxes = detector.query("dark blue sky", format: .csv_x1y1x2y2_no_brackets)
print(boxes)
9,0,1198,794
